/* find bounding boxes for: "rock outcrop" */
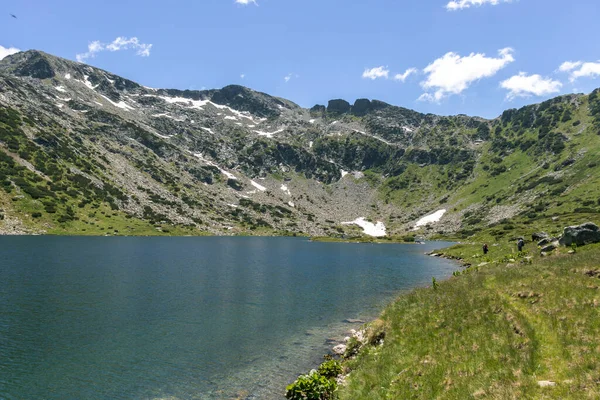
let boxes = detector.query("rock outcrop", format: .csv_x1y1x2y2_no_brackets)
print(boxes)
559,223,600,246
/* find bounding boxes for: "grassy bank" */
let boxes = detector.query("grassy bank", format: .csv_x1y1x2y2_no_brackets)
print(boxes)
338,240,600,399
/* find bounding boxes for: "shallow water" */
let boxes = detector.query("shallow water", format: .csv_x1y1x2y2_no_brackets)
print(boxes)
0,236,457,399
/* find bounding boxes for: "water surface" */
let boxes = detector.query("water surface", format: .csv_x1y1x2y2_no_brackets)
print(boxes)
0,236,457,399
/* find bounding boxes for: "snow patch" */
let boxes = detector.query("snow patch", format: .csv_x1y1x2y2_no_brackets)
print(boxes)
192,153,237,180
341,218,387,237
200,127,214,134
151,113,183,121
341,170,349,178
56,97,71,102
414,209,446,229
330,120,338,125
309,119,316,124
224,116,238,120
255,128,284,138
288,201,295,208
82,75,98,90
280,184,292,196
94,101,103,107
99,95,134,111
55,86,67,93
309,141,313,148
64,73,71,80
251,180,267,192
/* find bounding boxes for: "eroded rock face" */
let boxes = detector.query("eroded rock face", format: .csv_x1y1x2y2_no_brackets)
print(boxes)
559,222,600,246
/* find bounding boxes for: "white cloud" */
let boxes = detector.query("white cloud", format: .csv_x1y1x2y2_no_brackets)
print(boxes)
76,37,153,62
240,73,245,79
284,73,299,83
446,0,511,11
0,45,20,60
362,66,389,80
500,72,562,100
558,61,582,72
419,47,514,102
235,0,257,5
558,60,600,82
393,68,418,82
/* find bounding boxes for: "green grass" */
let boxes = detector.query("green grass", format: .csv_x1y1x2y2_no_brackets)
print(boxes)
339,240,600,399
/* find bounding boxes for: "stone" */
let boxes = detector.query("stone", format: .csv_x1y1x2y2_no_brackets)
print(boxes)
541,242,559,253
537,238,554,247
537,380,556,388
552,217,560,222
344,318,365,324
559,222,600,247
532,232,549,241
332,344,347,355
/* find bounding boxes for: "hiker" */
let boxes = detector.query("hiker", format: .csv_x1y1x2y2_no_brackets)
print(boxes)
517,238,525,252
483,243,489,255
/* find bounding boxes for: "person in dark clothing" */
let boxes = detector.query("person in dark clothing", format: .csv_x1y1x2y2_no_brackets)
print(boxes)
517,238,525,252
483,244,489,255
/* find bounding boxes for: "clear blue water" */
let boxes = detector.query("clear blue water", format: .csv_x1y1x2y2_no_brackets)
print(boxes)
0,236,458,399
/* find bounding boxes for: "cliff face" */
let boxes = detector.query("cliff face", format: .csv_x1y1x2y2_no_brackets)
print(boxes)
1,50,599,237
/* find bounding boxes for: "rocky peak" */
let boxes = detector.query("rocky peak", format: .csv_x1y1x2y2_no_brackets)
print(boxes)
210,85,295,118
0,50,57,79
327,99,351,115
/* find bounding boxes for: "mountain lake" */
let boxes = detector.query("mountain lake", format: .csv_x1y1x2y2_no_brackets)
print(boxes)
0,236,458,399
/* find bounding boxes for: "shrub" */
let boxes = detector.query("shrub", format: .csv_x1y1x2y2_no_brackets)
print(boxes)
285,370,337,400
317,360,342,379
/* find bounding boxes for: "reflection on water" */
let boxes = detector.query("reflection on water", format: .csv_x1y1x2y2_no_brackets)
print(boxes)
0,237,457,399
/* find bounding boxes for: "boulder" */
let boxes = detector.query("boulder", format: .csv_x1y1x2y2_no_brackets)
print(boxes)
541,242,559,253
559,222,600,247
537,238,555,247
532,232,549,241
332,344,347,355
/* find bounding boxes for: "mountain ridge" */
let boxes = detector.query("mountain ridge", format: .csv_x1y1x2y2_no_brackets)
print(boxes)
0,49,598,238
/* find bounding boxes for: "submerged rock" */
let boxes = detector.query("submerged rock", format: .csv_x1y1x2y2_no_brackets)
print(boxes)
559,222,600,247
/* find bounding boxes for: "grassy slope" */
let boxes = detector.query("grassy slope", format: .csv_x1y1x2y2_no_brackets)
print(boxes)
340,234,600,399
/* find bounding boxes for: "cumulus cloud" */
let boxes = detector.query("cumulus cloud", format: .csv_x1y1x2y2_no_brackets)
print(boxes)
393,68,418,82
558,61,582,72
500,72,562,100
362,66,389,80
446,0,511,11
240,73,245,79
419,47,515,102
0,45,20,60
76,37,153,63
558,60,600,82
235,0,257,5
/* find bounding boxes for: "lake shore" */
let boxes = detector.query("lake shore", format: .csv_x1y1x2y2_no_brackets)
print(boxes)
312,238,600,399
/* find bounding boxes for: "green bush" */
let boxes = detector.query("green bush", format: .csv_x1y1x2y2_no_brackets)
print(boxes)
285,370,337,400
317,360,342,379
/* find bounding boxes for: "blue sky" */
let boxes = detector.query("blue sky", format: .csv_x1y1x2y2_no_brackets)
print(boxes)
1,0,600,118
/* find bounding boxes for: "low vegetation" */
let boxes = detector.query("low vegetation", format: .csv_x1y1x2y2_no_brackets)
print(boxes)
289,222,600,399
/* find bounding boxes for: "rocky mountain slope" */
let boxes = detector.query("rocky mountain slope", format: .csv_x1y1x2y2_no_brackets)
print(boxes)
0,50,599,237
